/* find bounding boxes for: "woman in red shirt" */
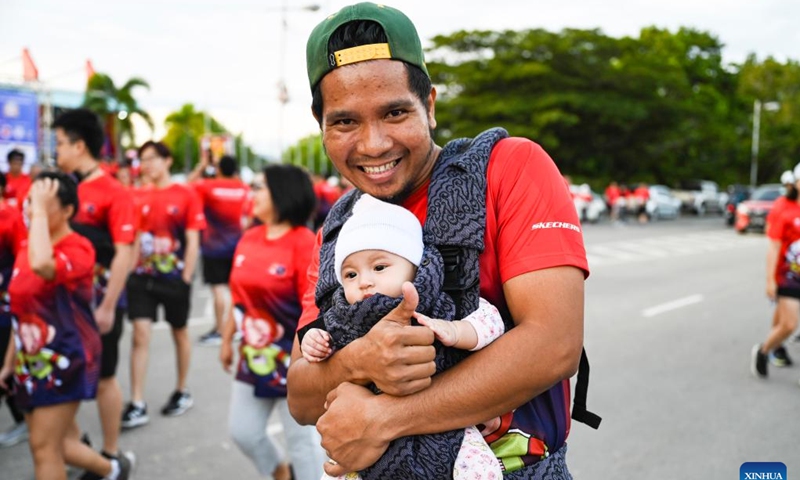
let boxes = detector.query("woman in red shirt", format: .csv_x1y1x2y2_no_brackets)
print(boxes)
0,171,131,480
219,164,325,480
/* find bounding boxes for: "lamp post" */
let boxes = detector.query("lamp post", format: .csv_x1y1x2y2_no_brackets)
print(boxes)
270,2,320,161
750,99,780,188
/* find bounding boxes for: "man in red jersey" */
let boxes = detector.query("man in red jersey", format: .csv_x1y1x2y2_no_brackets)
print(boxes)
122,141,206,429
191,155,248,346
52,108,137,480
3,150,31,210
287,4,588,478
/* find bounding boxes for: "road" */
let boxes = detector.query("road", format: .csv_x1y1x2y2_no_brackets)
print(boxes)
1,216,796,478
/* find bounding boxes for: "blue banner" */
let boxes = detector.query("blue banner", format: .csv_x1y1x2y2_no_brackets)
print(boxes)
0,88,39,172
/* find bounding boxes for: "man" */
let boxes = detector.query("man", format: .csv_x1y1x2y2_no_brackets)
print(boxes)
287,3,588,478
191,155,248,346
3,149,31,210
122,140,205,428
52,108,137,479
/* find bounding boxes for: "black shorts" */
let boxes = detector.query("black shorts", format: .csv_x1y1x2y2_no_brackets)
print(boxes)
99,308,126,379
777,287,800,300
202,256,233,285
126,274,192,329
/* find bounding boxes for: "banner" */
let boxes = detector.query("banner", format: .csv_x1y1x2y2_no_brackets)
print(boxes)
0,88,39,173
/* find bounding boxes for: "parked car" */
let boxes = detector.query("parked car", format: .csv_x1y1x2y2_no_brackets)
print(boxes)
734,183,783,233
570,184,607,223
724,184,753,226
673,179,726,215
646,185,682,220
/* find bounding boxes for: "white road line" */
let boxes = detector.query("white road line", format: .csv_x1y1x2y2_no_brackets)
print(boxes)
642,294,704,318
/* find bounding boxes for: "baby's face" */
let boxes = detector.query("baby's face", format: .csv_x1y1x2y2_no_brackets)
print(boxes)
341,249,416,304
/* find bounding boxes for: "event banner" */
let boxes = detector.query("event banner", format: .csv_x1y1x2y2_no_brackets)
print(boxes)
0,88,39,172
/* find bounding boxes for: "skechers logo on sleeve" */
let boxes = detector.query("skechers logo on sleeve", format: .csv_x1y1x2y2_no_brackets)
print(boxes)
531,221,581,233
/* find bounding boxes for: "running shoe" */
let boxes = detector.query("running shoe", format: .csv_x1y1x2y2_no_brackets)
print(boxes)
161,390,193,417
121,402,149,429
197,329,222,346
0,422,28,447
751,344,768,378
770,345,793,367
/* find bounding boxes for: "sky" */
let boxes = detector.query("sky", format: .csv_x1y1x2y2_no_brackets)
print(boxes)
1,0,799,160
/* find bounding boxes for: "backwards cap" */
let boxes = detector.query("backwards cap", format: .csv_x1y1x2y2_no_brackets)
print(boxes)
334,194,424,283
781,170,795,185
306,2,429,91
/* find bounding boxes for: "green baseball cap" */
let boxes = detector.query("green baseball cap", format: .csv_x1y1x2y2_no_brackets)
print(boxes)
306,2,429,91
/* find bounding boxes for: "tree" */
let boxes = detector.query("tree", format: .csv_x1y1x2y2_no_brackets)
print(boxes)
83,72,153,159
283,133,332,175
426,26,748,189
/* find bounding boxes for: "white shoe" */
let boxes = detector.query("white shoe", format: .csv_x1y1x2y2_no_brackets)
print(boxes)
0,422,28,447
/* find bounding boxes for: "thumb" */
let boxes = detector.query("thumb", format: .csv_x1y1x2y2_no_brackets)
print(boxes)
384,281,419,325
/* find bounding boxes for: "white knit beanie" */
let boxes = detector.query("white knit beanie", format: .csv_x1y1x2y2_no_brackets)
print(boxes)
781,170,795,185
334,194,424,283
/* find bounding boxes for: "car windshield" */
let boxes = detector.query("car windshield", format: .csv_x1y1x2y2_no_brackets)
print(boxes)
751,186,782,201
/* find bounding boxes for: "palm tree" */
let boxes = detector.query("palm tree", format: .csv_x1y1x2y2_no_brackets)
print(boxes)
83,72,153,160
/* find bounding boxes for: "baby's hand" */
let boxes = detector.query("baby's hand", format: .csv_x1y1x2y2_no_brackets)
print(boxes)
302,328,333,362
413,312,458,347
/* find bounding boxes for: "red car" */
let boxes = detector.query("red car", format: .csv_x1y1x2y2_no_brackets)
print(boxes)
734,184,783,233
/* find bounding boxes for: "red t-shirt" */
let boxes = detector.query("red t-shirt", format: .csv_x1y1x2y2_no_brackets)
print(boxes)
72,172,136,306
4,173,31,210
297,137,588,466
230,225,315,397
0,203,26,327
9,232,101,409
766,199,800,287
193,178,249,259
133,183,206,279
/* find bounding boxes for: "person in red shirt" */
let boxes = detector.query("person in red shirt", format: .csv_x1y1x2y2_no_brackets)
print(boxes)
605,181,621,222
753,167,800,378
122,141,206,429
0,171,132,480
632,182,651,223
0,172,28,448
191,155,249,346
762,170,798,364
52,108,137,478
218,164,325,480
3,150,31,211
288,5,588,476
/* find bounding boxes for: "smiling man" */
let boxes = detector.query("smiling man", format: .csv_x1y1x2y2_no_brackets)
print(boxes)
287,3,592,479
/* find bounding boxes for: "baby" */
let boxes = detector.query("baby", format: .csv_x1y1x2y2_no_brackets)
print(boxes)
302,194,505,479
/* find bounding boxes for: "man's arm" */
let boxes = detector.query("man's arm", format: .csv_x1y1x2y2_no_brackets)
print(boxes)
94,242,133,334
317,266,584,475
182,230,200,284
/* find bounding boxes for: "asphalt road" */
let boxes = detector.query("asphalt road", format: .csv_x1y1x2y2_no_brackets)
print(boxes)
1,215,796,478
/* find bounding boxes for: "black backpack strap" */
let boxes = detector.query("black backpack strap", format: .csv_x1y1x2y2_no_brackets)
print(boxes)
571,348,602,429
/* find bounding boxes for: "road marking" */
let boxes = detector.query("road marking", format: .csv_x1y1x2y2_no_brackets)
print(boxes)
642,294,704,318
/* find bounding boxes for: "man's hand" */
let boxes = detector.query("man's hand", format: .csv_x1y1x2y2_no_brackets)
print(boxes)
767,278,778,302
93,304,115,334
220,341,234,373
359,282,436,396
318,382,391,476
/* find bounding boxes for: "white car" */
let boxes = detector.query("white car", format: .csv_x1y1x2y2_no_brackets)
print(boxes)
646,185,682,220
571,184,607,223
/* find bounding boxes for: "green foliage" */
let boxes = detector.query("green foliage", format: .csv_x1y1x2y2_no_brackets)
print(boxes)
425,26,799,189
83,72,152,154
283,133,333,175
